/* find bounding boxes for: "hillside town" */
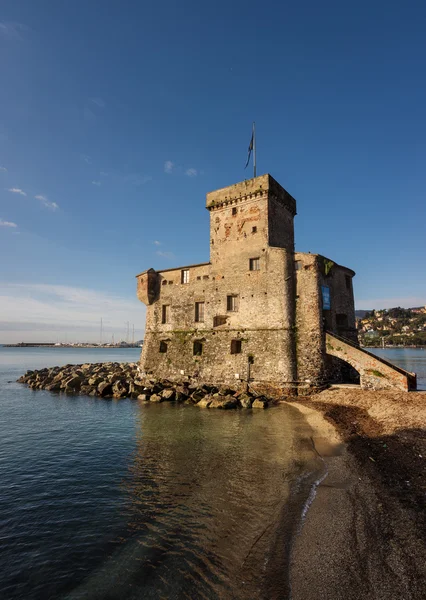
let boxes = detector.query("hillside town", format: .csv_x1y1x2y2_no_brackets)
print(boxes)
357,306,426,347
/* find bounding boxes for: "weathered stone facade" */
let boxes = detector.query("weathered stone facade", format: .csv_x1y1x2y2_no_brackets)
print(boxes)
136,174,365,397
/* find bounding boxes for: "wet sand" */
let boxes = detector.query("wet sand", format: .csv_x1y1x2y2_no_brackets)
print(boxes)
290,391,426,600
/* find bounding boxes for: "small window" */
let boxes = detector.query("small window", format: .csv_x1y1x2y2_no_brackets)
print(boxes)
345,275,351,290
295,261,301,271
231,340,242,354
227,295,239,312
213,315,227,327
195,301,205,323
197,276,201,280
161,304,170,324
193,341,203,356
162,280,167,286
159,341,168,353
181,269,189,284
249,257,260,271
252,226,257,233
232,207,237,216
336,314,348,330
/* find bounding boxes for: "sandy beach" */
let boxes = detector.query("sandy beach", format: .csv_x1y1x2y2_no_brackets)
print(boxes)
289,389,426,600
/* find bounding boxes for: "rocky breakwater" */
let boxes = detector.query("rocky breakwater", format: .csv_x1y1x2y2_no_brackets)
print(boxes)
17,362,270,409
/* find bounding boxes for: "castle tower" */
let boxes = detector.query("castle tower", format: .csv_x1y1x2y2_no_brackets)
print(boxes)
136,174,299,396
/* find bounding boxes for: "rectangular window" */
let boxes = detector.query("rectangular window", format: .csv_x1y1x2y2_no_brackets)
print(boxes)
161,304,170,324
193,341,203,356
249,257,260,271
181,269,189,284
227,295,239,312
195,301,205,323
295,260,302,271
159,341,168,353
252,226,257,233
231,340,242,354
345,275,351,290
232,207,237,216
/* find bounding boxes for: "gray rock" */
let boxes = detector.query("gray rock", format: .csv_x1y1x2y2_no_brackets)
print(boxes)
62,375,82,391
112,380,128,398
197,397,212,408
191,389,206,402
238,393,253,408
210,395,237,409
161,389,175,401
150,394,163,402
252,398,268,409
45,381,62,392
98,381,113,397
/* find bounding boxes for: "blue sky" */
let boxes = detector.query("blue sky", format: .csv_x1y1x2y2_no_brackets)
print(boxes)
1,0,426,342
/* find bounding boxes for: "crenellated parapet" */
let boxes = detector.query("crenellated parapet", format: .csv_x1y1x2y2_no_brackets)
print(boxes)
206,174,297,216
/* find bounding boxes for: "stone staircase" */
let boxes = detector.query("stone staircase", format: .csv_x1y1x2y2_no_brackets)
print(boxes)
326,331,417,392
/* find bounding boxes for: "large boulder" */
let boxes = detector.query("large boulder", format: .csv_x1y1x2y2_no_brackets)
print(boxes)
252,398,268,409
191,389,206,403
62,375,82,392
97,381,113,397
197,397,212,408
210,395,237,409
45,381,62,392
112,380,128,398
238,393,253,409
150,394,163,402
161,389,175,401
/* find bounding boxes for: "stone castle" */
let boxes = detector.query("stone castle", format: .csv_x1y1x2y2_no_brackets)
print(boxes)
136,174,416,395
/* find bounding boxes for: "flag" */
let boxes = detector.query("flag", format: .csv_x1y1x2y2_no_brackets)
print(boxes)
244,132,254,169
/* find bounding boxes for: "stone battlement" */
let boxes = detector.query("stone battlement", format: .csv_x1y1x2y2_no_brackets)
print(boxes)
206,174,297,216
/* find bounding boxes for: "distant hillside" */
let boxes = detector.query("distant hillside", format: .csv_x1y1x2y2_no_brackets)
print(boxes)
357,306,426,346
355,309,372,319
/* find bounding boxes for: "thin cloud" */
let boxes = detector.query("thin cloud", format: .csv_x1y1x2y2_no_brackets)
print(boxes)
123,173,152,186
35,195,59,211
153,240,161,246
0,283,145,344
100,171,109,177
164,161,174,174
92,180,101,186
90,97,106,108
0,166,7,172
80,154,92,164
0,21,28,41
8,188,26,196
185,168,197,177
0,219,17,228
156,250,175,260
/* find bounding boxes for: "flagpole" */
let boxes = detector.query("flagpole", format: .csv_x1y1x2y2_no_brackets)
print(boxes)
253,121,256,178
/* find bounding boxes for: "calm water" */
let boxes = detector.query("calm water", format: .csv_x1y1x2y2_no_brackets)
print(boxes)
0,347,323,600
1,347,424,599
369,347,426,390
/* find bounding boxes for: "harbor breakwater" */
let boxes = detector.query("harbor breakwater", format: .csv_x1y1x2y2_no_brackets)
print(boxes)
17,362,269,409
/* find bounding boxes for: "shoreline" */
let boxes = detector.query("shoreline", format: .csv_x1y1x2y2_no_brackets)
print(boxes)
289,392,426,599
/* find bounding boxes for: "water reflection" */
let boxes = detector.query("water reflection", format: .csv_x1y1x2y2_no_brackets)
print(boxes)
68,403,323,600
